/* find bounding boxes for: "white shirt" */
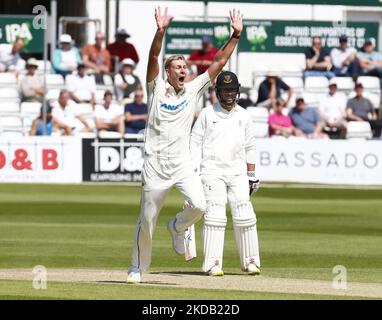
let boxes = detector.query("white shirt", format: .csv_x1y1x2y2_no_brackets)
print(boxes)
319,92,346,122
330,47,357,70
0,44,25,71
66,74,96,101
94,103,123,123
145,71,210,159
190,102,256,176
51,100,79,128
60,50,78,69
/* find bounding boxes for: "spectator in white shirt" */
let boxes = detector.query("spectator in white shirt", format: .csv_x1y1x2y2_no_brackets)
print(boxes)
51,89,92,135
330,35,362,80
66,63,96,106
0,38,25,77
20,58,44,102
94,90,124,136
114,58,141,104
319,80,347,138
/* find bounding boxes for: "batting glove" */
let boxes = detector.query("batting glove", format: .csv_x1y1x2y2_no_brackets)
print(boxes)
248,171,260,196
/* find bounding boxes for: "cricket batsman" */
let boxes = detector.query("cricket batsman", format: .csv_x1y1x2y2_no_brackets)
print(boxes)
190,71,261,276
127,7,243,283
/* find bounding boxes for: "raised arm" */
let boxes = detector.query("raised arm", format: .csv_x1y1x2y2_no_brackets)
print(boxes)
147,7,174,83
207,9,243,81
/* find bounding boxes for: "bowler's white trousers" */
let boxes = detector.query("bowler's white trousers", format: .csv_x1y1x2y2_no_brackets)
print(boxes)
130,155,206,272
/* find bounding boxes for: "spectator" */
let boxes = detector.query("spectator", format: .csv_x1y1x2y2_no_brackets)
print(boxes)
107,28,139,72
51,90,92,135
52,34,82,78
30,105,58,136
319,80,347,138
0,37,25,77
346,82,382,138
268,99,295,137
187,35,219,76
289,97,328,139
256,71,293,109
304,36,335,79
330,35,361,80
114,58,141,103
357,39,382,82
94,90,124,136
20,58,44,102
82,32,111,84
66,63,96,106
124,88,148,134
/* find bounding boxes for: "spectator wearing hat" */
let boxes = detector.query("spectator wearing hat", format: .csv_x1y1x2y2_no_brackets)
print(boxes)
94,90,124,136
66,63,96,106
346,82,382,138
319,80,347,138
0,37,25,77
268,99,295,137
187,35,219,76
304,36,335,80
20,58,45,102
124,88,148,134
357,39,382,84
330,35,361,80
289,97,328,139
30,105,58,136
106,28,139,72
114,58,141,103
52,34,82,78
82,32,111,84
256,71,293,109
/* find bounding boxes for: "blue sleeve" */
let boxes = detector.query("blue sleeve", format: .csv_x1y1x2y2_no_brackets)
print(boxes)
73,47,83,64
279,79,290,91
314,108,322,122
52,49,65,72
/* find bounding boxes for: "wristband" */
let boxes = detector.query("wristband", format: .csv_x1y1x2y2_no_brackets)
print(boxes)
247,171,256,179
232,33,241,39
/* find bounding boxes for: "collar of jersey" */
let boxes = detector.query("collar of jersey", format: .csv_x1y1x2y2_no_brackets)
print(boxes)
165,80,185,96
214,102,238,118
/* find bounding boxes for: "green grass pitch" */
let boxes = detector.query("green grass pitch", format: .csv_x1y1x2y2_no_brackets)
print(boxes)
0,183,381,299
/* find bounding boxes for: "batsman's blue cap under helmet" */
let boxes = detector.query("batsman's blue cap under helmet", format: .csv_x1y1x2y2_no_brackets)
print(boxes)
215,71,241,90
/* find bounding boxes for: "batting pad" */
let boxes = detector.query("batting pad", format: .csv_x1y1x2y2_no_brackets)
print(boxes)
202,204,227,272
231,201,261,270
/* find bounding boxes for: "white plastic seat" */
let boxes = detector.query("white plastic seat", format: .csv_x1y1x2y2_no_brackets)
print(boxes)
0,73,17,87
331,77,354,92
301,92,326,109
254,76,266,90
20,102,42,117
304,76,329,92
103,74,113,86
0,88,20,102
246,106,269,123
35,60,52,74
346,121,373,139
0,130,23,138
357,76,380,92
282,77,304,93
75,131,97,138
46,74,65,88
74,103,93,117
0,116,23,130
46,89,60,102
98,131,122,138
0,102,20,114
252,123,269,138
95,90,105,104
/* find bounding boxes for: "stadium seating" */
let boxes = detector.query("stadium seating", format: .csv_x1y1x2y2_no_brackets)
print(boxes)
0,102,20,115
35,60,52,74
0,115,23,137
346,121,373,139
283,77,304,94
347,91,381,110
304,76,329,93
357,76,380,94
330,77,354,93
0,88,20,103
0,73,18,88
98,131,122,138
46,74,65,89
246,106,269,123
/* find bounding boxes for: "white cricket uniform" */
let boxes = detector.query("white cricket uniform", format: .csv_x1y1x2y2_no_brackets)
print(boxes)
130,71,211,272
190,102,260,272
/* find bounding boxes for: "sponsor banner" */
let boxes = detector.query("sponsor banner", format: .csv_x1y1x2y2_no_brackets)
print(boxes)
0,137,82,183
82,138,144,182
0,15,44,54
240,20,379,53
255,138,382,185
165,21,231,55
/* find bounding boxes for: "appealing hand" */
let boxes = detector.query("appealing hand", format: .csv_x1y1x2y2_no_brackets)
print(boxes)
155,6,174,31
230,9,243,36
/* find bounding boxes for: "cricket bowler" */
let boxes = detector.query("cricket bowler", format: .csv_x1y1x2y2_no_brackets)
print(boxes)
190,71,261,276
127,7,243,283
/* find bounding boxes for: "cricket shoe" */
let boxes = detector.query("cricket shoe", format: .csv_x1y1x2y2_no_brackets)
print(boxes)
246,263,261,276
167,219,185,255
208,265,224,277
127,267,141,284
